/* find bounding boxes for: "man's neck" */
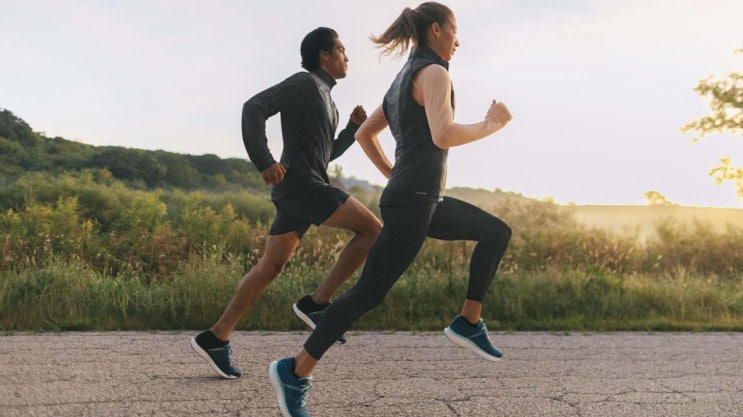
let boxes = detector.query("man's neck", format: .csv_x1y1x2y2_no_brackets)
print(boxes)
312,68,337,87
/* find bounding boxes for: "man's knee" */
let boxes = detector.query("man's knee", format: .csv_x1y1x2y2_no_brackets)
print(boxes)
365,217,383,238
255,259,287,277
351,210,382,239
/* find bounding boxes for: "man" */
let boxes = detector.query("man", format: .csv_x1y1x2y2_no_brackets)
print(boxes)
190,27,381,379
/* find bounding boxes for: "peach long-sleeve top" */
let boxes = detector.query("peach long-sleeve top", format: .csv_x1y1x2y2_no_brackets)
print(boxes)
355,64,510,179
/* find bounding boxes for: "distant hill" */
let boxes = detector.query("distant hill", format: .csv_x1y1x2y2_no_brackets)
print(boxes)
0,108,266,192
330,176,379,193
3,107,740,239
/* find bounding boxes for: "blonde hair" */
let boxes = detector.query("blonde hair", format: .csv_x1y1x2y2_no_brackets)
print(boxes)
370,2,453,57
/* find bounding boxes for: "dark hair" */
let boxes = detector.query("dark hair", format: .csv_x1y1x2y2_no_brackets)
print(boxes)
300,27,339,71
370,2,453,57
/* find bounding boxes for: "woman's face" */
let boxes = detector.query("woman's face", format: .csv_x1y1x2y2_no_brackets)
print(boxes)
429,15,459,62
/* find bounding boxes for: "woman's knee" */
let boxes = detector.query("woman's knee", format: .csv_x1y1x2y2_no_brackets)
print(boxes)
500,221,512,243
483,218,511,246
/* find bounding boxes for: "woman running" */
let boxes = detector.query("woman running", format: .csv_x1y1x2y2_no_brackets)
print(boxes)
268,3,513,415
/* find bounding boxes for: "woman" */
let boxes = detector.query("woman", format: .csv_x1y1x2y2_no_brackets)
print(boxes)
269,3,513,415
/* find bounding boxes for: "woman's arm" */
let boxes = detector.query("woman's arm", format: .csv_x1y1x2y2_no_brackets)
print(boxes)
354,105,394,179
413,65,512,149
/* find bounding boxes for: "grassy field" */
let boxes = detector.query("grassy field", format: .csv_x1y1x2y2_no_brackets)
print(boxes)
2,114,741,333
2,253,742,333
570,204,743,240
1,176,742,332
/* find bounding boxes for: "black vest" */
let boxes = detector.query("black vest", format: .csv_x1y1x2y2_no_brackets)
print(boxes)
381,46,453,206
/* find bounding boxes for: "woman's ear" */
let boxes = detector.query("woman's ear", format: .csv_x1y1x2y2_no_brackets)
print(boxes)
430,22,441,38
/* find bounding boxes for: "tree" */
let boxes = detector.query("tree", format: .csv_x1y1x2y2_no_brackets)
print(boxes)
0,108,38,146
682,45,743,198
644,190,673,206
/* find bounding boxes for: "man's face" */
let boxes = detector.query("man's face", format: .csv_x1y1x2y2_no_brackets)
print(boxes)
320,38,348,79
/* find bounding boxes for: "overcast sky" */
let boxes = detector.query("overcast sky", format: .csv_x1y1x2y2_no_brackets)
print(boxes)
2,0,742,207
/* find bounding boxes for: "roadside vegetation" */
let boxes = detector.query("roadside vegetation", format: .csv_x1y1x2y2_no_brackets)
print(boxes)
1,109,742,332
2,170,741,332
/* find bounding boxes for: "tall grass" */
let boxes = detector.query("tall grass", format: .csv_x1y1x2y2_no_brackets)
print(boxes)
2,251,741,331
1,170,742,331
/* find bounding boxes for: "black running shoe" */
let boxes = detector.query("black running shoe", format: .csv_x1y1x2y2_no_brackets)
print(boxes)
292,302,347,344
190,335,241,379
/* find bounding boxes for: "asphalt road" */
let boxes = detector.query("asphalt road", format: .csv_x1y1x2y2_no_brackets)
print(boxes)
1,331,741,416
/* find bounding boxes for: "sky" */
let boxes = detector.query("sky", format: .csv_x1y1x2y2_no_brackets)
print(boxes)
2,0,742,207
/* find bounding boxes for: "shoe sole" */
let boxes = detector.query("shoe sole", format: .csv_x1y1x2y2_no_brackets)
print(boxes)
268,360,293,417
189,337,239,379
444,327,502,362
292,303,317,330
292,303,346,344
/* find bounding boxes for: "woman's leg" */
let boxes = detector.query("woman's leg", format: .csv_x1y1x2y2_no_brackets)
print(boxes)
427,197,511,361
301,202,438,363
427,197,511,315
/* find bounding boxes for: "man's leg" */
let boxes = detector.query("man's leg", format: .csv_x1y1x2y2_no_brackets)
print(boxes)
191,232,300,378
211,232,301,339
310,196,382,303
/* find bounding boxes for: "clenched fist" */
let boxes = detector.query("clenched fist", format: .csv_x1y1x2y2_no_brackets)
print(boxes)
260,162,286,185
350,105,367,125
486,100,512,126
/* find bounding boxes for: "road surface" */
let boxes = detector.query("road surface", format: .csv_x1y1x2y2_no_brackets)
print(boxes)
1,331,741,416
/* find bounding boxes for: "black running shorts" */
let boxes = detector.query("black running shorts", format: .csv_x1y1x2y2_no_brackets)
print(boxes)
268,185,350,238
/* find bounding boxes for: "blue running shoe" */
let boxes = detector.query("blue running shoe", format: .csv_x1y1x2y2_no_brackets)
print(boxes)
190,336,241,379
269,357,312,417
444,315,503,361
292,301,347,344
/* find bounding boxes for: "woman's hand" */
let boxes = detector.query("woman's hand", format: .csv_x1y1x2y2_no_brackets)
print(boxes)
486,100,512,126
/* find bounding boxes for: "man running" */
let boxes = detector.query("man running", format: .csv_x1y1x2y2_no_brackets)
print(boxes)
190,27,381,379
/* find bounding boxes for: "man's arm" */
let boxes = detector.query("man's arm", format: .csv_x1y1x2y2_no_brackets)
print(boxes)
355,105,393,179
241,75,300,172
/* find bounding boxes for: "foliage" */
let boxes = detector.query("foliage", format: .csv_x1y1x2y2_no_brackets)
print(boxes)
2,254,741,332
1,167,742,331
0,108,37,146
644,190,674,206
0,108,265,192
1,107,742,331
682,45,743,198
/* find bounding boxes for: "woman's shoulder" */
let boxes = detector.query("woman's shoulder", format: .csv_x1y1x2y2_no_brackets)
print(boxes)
414,64,450,87
418,64,449,77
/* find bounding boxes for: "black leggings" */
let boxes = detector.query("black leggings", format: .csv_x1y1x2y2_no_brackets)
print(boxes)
303,196,511,360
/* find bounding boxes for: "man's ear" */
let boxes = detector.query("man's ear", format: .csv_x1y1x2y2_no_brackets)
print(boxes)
319,49,330,63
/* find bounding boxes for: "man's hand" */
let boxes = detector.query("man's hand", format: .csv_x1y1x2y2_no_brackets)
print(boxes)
260,162,286,185
350,105,367,125
486,100,513,126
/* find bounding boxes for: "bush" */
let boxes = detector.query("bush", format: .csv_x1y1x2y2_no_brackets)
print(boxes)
1,169,742,331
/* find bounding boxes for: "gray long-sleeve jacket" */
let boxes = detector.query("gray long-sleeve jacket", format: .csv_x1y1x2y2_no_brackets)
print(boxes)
241,69,358,200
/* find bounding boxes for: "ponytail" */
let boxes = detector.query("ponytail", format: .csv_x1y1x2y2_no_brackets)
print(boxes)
370,2,453,57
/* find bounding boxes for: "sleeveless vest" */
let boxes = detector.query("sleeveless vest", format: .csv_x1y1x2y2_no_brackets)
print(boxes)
381,46,453,206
